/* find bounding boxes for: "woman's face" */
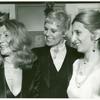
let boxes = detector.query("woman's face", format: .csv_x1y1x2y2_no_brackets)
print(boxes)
44,21,64,46
72,21,94,53
0,25,12,56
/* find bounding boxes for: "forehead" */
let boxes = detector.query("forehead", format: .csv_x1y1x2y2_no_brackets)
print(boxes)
72,21,86,30
0,25,7,33
45,21,58,29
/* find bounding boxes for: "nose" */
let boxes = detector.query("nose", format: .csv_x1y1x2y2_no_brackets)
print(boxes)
44,29,51,36
0,35,4,44
71,32,77,44
0,39,3,44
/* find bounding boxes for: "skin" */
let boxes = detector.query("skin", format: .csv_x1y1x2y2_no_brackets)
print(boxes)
0,25,12,56
44,21,65,47
72,21,94,54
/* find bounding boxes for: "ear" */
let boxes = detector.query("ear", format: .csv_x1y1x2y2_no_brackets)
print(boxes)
93,29,100,41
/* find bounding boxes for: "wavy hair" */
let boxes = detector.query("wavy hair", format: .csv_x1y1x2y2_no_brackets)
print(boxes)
0,19,37,69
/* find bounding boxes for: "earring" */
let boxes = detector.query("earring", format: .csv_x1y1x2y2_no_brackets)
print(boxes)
92,41,96,52
93,49,95,52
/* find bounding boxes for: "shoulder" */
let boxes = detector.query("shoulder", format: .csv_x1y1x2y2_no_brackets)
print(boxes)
31,46,50,57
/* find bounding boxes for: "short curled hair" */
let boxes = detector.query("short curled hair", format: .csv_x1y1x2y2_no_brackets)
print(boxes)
45,9,71,33
0,19,37,69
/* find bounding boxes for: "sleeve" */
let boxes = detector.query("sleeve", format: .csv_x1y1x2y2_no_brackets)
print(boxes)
29,59,40,98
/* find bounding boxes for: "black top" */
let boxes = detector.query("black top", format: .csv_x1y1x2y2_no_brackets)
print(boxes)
48,53,69,98
33,44,83,98
0,61,40,98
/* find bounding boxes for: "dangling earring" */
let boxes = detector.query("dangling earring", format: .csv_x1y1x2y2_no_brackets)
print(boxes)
93,49,95,52
92,41,96,52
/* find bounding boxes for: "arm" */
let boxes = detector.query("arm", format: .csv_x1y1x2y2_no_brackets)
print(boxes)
29,59,40,98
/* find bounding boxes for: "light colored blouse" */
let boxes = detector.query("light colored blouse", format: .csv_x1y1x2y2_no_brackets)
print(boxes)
67,59,100,98
4,61,22,96
50,40,66,72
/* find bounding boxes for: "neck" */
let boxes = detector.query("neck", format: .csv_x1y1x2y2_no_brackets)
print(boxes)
84,49,100,64
4,54,14,64
52,39,65,49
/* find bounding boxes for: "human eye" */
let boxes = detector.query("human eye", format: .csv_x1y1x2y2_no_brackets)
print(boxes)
51,29,57,33
75,30,81,36
44,27,48,31
4,31,9,37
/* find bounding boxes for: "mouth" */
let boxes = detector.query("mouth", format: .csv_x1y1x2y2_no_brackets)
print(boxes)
76,43,80,46
0,44,8,49
73,42,80,48
46,37,53,41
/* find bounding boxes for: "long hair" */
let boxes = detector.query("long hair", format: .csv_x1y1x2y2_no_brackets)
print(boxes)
0,19,37,69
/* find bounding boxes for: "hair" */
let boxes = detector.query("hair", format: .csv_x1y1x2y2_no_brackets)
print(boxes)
72,10,100,32
45,9,71,34
72,10,100,50
0,19,37,69
0,12,9,26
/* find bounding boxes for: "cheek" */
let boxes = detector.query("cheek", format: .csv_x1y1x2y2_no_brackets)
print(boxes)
54,33,63,40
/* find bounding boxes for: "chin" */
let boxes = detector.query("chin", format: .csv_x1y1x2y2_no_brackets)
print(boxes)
77,48,84,53
46,43,52,46
46,42,53,46
1,52,9,56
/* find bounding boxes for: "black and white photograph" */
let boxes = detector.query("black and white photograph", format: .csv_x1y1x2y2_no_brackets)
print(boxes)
0,1,100,98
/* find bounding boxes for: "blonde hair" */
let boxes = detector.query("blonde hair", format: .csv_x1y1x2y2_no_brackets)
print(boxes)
0,19,37,69
45,9,71,33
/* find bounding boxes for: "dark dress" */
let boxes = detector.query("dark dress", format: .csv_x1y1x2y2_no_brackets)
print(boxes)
0,60,40,98
33,44,83,98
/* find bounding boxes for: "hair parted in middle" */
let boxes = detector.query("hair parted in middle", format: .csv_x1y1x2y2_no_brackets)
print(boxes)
72,9,100,50
0,19,37,69
72,10,100,33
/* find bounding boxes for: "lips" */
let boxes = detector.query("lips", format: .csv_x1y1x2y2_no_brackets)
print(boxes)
46,37,53,41
0,44,8,49
73,42,80,48
76,43,80,46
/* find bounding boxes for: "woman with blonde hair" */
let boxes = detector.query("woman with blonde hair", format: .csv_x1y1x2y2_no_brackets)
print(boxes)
0,15,39,98
33,9,82,98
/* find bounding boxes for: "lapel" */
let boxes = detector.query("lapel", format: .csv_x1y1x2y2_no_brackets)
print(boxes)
21,66,33,97
41,46,51,88
0,63,6,97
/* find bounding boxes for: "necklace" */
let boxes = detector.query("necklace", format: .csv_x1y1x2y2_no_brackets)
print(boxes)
75,59,92,88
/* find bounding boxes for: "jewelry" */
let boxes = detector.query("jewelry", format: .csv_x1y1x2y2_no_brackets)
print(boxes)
75,59,89,88
92,49,95,52
92,41,96,52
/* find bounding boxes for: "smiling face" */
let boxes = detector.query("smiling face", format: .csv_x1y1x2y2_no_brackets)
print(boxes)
44,21,65,47
0,25,12,56
72,21,94,53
